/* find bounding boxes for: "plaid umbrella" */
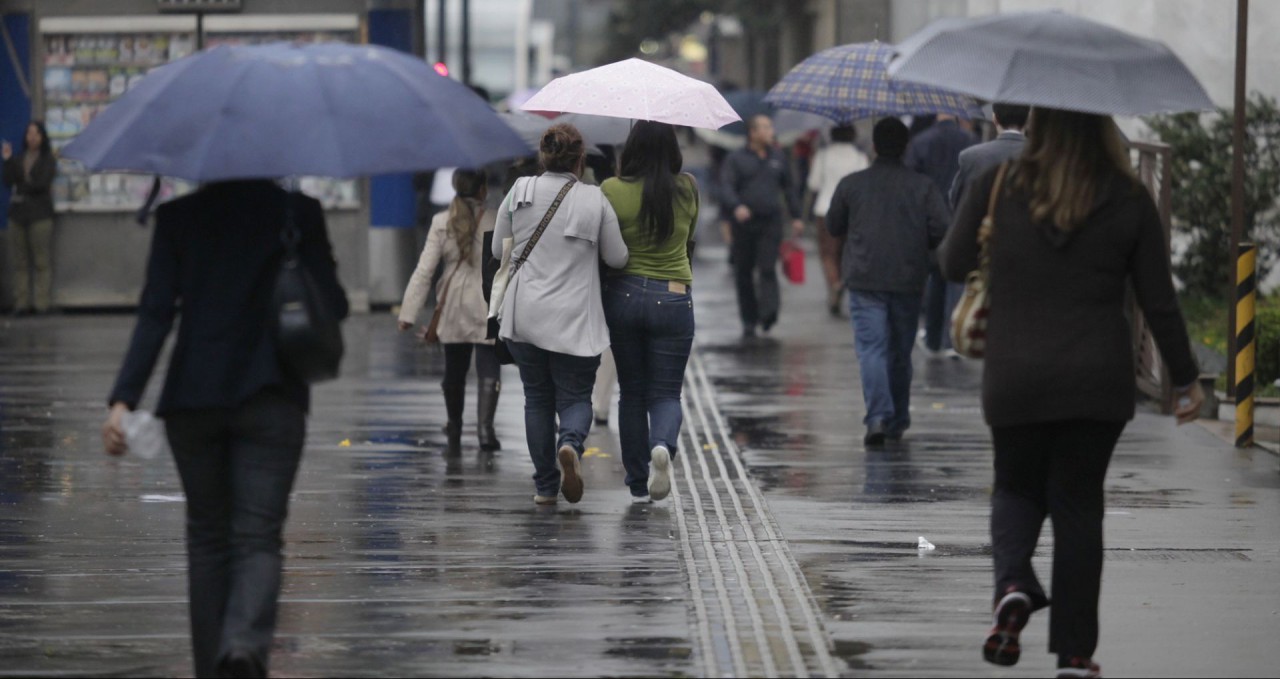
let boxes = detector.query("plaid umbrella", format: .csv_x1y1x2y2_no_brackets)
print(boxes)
765,42,980,123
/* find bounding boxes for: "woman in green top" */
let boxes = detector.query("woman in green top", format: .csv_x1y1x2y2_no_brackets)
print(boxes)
601,121,698,503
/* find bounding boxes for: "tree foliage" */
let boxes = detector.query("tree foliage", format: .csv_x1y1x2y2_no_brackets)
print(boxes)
1146,92,1280,298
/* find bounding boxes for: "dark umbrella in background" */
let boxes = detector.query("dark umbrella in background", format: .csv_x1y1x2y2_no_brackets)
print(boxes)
765,42,981,124
695,89,833,150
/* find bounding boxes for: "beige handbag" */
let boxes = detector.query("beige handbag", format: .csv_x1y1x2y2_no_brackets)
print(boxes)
950,162,1010,359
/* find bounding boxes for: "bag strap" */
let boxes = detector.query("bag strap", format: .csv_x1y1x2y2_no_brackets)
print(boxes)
511,178,576,276
977,162,1011,271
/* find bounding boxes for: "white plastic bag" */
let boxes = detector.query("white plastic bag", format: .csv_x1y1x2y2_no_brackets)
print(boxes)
123,410,170,460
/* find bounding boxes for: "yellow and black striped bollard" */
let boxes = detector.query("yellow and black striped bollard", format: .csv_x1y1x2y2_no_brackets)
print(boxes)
1235,243,1257,448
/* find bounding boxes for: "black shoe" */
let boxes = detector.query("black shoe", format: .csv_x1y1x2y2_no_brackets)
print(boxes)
864,422,887,447
444,421,463,457
742,325,757,339
761,314,777,332
594,415,609,426
218,651,264,678
9,308,31,318
984,590,1032,667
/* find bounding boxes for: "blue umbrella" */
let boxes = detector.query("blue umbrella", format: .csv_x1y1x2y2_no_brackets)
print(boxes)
61,42,531,181
765,42,980,124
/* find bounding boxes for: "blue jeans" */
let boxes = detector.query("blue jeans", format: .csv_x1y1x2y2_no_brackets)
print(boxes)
603,275,695,497
507,341,600,496
849,290,921,435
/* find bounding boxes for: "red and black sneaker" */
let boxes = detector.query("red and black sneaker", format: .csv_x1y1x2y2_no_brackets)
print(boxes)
982,590,1032,666
1057,656,1102,678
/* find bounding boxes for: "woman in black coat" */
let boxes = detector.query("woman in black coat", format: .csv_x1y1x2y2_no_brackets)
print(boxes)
1,120,58,314
101,180,348,678
940,107,1203,679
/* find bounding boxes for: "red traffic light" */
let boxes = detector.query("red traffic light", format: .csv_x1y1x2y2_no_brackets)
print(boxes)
433,62,449,77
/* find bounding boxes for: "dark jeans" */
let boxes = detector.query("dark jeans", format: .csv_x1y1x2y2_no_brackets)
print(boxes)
603,274,695,497
922,263,962,351
849,290,921,434
730,217,782,329
443,342,500,389
164,388,307,678
507,341,600,496
990,419,1126,661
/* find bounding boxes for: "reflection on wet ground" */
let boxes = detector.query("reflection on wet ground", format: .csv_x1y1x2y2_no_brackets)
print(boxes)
0,316,692,677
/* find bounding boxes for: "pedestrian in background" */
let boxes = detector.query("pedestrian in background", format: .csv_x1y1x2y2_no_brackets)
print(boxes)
493,124,628,505
949,103,1030,208
807,125,869,316
2,121,58,316
940,107,1203,679
601,120,698,504
720,115,803,338
906,112,977,357
399,169,502,456
826,118,949,446
101,180,349,678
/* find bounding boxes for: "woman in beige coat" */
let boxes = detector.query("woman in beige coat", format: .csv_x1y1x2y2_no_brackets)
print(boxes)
399,170,501,455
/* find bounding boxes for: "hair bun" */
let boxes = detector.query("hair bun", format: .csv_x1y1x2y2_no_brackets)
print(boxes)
541,131,564,154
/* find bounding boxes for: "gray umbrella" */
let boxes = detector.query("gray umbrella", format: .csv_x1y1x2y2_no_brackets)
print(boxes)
887,11,1214,116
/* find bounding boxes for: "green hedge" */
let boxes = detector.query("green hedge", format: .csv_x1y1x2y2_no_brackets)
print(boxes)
1257,306,1280,391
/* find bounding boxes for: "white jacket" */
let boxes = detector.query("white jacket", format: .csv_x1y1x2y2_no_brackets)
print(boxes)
399,206,496,344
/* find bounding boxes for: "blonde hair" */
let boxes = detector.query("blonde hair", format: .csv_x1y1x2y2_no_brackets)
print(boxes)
448,169,487,261
1013,108,1135,232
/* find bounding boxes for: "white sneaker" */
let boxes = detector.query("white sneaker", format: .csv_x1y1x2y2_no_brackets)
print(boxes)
630,494,653,505
533,494,557,505
647,445,672,501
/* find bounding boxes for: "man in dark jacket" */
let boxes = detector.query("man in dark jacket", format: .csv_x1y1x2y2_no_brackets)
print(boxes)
906,113,977,356
720,115,803,338
102,180,348,678
827,118,950,445
949,103,1030,208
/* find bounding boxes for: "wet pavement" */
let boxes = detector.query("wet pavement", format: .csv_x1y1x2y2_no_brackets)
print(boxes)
0,243,1278,677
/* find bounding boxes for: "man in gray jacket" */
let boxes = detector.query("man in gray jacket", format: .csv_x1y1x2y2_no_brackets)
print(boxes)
826,118,950,446
949,103,1030,208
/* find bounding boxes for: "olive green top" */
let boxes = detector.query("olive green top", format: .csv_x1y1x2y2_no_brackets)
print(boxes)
601,174,698,285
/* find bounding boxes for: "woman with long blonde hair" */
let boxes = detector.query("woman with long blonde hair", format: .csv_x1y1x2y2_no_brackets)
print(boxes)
399,169,503,456
941,107,1203,678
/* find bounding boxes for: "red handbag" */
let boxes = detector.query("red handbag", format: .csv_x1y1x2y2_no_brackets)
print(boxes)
780,239,806,285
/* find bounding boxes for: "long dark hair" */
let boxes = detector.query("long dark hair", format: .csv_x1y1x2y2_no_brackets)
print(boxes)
24,121,52,158
618,120,689,245
1013,108,1134,232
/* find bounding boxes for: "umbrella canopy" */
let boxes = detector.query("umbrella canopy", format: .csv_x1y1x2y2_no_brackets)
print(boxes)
886,11,1214,116
521,58,740,130
552,113,633,146
765,42,980,123
61,42,531,181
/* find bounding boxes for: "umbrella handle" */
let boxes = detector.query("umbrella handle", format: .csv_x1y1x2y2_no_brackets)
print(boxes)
134,176,162,227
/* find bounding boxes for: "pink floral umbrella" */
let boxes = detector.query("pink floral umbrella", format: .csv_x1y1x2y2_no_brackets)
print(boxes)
521,58,740,130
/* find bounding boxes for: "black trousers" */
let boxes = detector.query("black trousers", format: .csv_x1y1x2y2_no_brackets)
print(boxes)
730,217,782,328
990,419,1126,661
442,342,501,389
164,389,306,678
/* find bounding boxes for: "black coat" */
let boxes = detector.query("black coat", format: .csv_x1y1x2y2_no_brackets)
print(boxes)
939,165,1198,427
108,181,349,415
2,152,57,224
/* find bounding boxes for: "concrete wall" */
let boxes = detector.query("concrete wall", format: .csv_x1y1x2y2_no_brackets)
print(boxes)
0,0,378,310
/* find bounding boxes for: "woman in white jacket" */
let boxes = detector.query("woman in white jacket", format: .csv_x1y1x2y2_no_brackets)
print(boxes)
399,170,502,455
493,124,628,505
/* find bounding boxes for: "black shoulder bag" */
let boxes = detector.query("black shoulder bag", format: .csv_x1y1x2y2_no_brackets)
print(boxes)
273,193,345,383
